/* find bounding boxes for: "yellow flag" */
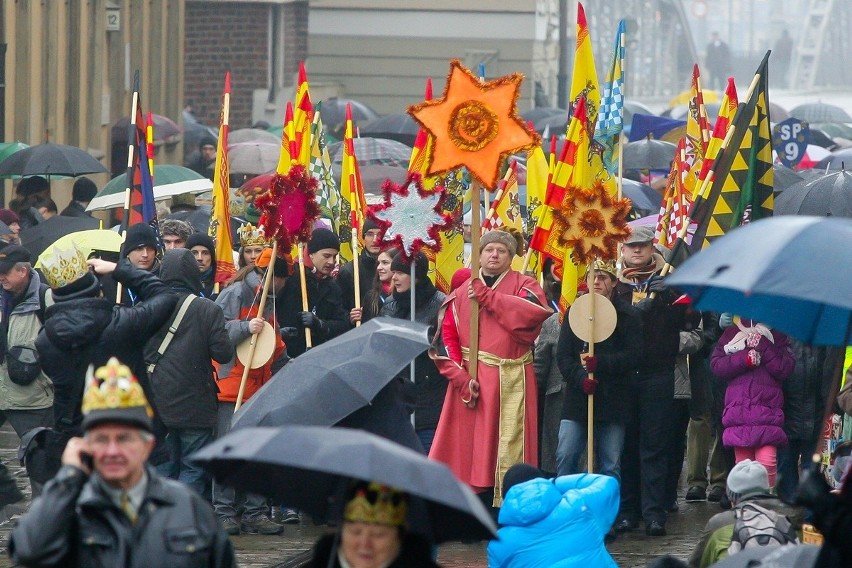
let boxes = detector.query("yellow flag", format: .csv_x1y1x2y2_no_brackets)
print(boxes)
338,105,367,264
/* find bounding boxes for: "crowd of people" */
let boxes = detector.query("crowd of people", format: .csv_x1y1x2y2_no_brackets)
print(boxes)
0,178,847,567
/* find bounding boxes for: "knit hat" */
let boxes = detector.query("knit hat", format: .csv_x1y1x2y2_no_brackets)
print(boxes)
726,459,770,503
0,208,20,226
121,223,159,258
72,177,98,202
624,225,654,245
81,357,154,433
308,228,340,254
390,252,428,282
450,267,471,292
480,227,520,256
502,463,545,498
16,176,49,197
199,135,217,150
362,217,380,237
186,233,215,257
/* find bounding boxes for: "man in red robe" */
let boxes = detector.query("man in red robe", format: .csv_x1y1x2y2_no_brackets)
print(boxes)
430,227,551,507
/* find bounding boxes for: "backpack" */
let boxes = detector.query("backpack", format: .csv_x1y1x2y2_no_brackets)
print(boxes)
728,502,799,554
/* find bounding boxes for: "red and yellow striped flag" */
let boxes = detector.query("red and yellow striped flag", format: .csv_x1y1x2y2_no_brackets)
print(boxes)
339,104,367,263
696,77,739,192
145,112,155,180
209,72,236,284
276,102,296,174
294,62,314,167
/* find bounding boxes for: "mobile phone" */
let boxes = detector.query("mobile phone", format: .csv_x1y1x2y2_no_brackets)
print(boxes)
80,451,94,471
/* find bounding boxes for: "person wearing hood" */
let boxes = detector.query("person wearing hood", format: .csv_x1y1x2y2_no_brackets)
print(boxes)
487,463,619,568
380,252,446,453
186,233,218,299
143,249,232,496
338,218,382,324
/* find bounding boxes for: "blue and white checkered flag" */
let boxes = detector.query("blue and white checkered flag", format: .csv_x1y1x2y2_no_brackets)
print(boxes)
594,19,626,175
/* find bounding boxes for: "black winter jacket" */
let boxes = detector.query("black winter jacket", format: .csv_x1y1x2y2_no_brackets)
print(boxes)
381,281,446,430
276,269,349,357
783,340,834,441
337,249,378,314
557,294,643,423
144,250,233,429
35,261,178,435
9,464,235,568
310,531,439,568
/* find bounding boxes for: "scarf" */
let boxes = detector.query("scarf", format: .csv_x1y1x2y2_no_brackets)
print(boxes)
390,280,438,319
619,253,666,285
723,318,774,354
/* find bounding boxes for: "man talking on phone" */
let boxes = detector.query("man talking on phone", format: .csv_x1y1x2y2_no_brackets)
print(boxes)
8,357,235,568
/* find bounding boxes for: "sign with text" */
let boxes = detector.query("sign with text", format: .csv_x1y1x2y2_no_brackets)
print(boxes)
772,118,810,168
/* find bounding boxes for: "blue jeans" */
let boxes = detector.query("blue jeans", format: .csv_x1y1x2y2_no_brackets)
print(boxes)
213,403,269,520
556,419,626,483
156,427,214,498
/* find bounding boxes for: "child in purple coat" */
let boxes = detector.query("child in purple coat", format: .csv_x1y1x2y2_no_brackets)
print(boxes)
711,318,795,488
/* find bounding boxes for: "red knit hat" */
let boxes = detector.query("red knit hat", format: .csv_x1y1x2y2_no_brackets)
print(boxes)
450,267,471,292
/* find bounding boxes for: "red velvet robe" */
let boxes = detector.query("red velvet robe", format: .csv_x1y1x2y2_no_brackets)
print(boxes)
429,269,551,498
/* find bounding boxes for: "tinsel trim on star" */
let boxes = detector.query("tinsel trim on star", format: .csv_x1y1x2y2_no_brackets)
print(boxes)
551,181,632,264
255,164,320,251
367,172,454,262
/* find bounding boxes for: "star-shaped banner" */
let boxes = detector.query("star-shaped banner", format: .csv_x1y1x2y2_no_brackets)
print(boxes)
368,173,454,261
408,59,540,189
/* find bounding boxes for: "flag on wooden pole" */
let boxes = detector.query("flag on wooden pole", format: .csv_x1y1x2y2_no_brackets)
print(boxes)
121,72,159,241
210,71,236,284
338,104,367,263
594,19,626,176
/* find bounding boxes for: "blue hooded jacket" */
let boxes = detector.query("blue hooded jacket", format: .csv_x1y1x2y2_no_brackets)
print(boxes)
487,474,619,568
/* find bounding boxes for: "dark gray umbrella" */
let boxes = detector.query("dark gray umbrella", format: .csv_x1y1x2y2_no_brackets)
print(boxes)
328,137,412,168
775,170,852,217
360,114,420,146
790,102,852,124
666,216,852,345
190,425,497,543
815,147,852,171
621,179,662,212
772,164,804,193
319,97,380,132
19,215,100,260
0,143,109,178
231,317,431,430
622,138,677,170
709,543,819,567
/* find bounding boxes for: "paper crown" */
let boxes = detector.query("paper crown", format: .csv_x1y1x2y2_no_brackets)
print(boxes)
40,243,90,289
590,259,618,279
237,223,269,247
343,482,408,527
81,357,154,431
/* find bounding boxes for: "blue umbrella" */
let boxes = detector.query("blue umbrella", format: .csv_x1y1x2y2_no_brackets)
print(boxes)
666,216,852,346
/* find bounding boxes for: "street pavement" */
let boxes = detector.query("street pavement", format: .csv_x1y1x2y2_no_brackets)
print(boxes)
0,422,729,567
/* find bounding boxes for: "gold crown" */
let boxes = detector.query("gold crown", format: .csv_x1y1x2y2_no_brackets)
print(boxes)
344,482,408,527
40,243,90,288
81,357,154,418
590,259,617,279
237,223,269,247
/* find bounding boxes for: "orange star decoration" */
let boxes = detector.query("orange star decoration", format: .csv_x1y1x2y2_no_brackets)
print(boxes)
408,60,540,189
552,181,632,264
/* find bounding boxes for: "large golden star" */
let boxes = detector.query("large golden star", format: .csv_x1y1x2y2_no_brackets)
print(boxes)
408,60,540,189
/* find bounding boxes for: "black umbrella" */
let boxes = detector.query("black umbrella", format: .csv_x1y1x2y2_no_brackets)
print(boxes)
622,138,677,170
20,215,100,260
231,317,431,430
190,425,498,543
621,179,662,212
319,97,380,131
112,113,181,143
772,164,804,193
815,147,852,171
708,543,819,567
361,114,420,147
790,102,852,124
774,170,852,217
0,143,109,178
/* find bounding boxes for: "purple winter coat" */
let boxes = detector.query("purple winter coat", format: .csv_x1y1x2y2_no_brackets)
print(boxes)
711,323,795,449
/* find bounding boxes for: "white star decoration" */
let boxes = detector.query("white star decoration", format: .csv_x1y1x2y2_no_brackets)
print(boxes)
370,174,453,260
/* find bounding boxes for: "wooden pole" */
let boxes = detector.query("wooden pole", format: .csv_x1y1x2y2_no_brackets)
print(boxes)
116,74,141,304
352,215,362,327
298,242,313,349
616,134,624,201
410,259,416,427
586,265,597,472
469,180,482,388
234,241,278,411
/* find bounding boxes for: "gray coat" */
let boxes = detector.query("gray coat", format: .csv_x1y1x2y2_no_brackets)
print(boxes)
533,312,562,473
9,464,236,568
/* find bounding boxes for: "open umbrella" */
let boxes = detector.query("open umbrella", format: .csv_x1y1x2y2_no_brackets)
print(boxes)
774,170,852,217
360,114,420,147
329,137,412,168
790,102,852,124
319,97,380,131
227,142,279,175
232,317,431,429
112,113,181,144
621,179,662,212
815,147,852,171
666,216,852,345
0,143,108,178
228,128,280,146
34,229,122,269
87,164,213,211
772,164,804,193
622,138,677,170
190,425,497,543
708,543,819,567
795,144,832,170
19,216,101,260
332,163,409,194
0,142,29,164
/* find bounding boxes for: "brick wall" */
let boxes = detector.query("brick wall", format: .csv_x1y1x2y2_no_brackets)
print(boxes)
185,2,270,129
282,0,308,81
